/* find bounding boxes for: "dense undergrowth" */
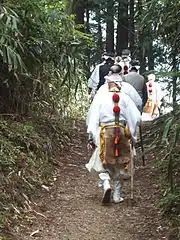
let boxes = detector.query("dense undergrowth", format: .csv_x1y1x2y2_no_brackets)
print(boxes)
0,115,74,239
143,108,180,239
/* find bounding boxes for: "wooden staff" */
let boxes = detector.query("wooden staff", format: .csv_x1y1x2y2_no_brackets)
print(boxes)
130,142,135,200
151,102,157,117
139,124,145,166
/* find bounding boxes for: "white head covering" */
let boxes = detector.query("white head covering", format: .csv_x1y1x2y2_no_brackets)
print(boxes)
148,73,156,82
104,75,123,89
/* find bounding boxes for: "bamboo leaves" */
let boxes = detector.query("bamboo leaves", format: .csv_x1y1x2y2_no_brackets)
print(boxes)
0,0,90,116
161,117,173,145
0,5,24,70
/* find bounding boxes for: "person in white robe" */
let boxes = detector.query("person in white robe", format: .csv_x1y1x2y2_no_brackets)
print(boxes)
88,63,104,99
142,73,164,121
87,53,115,100
115,55,131,75
86,65,142,126
86,65,141,204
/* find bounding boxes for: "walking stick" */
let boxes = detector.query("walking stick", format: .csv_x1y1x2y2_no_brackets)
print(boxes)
139,124,145,166
130,142,135,200
130,153,134,200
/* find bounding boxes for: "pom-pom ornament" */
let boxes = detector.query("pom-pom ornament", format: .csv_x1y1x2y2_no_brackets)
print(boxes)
113,105,120,114
111,92,121,159
112,93,120,103
124,65,128,71
149,82,152,87
123,65,128,75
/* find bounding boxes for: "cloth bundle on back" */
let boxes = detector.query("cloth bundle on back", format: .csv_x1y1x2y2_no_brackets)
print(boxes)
86,64,141,204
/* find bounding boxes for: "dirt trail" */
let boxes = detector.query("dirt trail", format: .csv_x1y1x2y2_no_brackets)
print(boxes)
17,121,168,240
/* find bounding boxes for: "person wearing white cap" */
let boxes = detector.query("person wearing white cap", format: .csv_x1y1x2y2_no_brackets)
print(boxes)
142,73,164,121
85,64,141,204
98,65,142,110
86,65,142,126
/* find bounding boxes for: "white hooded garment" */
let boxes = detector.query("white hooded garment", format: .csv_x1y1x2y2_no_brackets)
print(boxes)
88,64,100,88
86,75,142,126
87,56,115,97
87,84,141,143
86,83,141,173
104,75,142,109
142,74,164,121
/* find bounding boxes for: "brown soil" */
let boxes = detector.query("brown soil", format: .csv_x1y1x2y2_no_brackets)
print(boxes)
15,121,169,240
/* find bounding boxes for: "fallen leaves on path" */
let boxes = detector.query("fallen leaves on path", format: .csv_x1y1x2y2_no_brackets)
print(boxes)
15,121,169,240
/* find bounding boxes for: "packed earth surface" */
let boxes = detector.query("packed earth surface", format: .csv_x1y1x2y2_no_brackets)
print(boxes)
15,121,169,240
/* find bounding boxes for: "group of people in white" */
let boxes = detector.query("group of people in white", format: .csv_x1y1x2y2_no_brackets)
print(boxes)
85,52,165,204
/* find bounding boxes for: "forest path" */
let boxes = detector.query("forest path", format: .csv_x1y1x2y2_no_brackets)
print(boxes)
17,121,168,240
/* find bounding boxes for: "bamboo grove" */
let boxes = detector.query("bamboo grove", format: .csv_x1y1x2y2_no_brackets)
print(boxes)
0,0,179,238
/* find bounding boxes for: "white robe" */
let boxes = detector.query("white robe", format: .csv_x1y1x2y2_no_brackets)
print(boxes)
87,89,141,142
142,80,164,121
87,62,105,97
86,87,141,173
86,79,142,127
103,75,142,109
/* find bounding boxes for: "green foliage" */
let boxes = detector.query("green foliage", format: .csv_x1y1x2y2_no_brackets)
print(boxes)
0,117,71,236
138,0,180,108
157,108,180,236
0,4,25,70
0,0,91,116
160,192,180,215
144,107,180,238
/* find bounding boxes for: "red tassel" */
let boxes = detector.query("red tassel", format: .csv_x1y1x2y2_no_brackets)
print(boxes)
115,148,119,157
115,136,119,144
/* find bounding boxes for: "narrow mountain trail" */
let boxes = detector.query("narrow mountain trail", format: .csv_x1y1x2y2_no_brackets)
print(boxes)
17,121,169,240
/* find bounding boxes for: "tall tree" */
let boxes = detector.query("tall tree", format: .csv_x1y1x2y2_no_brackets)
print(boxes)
116,0,128,55
106,0,115,53
129,0,135,58
72,0,85,31
146,0,154,70
147,39,154,70
97,8,103,56
137,0,146,74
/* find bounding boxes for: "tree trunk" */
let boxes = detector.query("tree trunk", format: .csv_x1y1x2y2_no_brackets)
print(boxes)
116,0,128,56
147,40,154,70
97,8,103,57
146,0,154,71
85,8,90,34
137,0,146,74
106,1,114,53
129,0,135,58
85,8,91,76
65,0,73,15
72,0,85,31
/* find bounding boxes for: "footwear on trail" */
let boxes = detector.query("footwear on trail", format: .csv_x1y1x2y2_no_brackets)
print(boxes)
102,188,111,204
102,179,111,203
112,180,124,203
98,180,103,187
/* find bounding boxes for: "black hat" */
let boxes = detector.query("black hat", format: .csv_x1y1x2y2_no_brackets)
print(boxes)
130,66,138,72
103,52,115,60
